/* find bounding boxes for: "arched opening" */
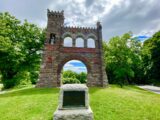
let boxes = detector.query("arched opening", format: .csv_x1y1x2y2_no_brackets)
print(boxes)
49,33,56,44
75,37,84,47
64,37,72,47
60,60,88,85
87,38,95,48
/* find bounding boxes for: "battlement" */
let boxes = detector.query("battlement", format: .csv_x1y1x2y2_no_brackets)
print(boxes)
63,26,97,33
47,9,64,18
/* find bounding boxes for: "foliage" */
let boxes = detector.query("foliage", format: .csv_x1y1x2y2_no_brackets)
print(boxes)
0,12,45,88
76,72,87,83
0,86,160,120
62,70,87,84
142,31,160,85
62,70,77,79
103,32,143,87
0,84,3,91
62,77,80,84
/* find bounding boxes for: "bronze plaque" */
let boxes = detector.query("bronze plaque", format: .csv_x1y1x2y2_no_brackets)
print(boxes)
63,91,85,108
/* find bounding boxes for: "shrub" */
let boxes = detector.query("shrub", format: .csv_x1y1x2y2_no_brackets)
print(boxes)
62,77,80,84
2,79,16,89
62,70,87,84
0,84,3,90
30,71,39,84
2,71,31,89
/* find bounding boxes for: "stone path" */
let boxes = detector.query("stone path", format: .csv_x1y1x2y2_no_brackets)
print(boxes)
138,85,160,94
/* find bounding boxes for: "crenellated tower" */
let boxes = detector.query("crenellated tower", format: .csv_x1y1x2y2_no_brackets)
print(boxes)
46,9,64,45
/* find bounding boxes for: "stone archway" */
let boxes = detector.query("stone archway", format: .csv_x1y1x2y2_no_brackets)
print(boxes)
36,9,108,87
57,55,91,86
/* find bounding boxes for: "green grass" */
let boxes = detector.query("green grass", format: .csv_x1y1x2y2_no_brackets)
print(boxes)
0,85,160,120
0,84,3,91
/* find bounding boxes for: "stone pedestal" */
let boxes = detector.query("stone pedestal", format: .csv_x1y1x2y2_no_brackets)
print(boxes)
54,107,93,120
53,84,94,120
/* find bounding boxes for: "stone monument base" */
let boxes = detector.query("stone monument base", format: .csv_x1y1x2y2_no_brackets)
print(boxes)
53,107,93,120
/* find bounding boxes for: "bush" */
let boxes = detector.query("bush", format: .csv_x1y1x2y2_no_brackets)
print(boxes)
62,70,87,84
62,77,80,84
2,79,16,89
76,72,87,83
0,84,3,90
2,71,31,89
30,71,39,84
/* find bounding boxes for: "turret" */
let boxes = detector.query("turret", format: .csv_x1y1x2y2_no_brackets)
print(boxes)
46,9,64,45
96,21,102,49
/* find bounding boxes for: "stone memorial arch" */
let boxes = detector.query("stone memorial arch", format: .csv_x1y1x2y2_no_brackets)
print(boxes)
36,9,108,87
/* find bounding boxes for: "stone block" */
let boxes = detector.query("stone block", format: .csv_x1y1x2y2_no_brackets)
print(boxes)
54,107,93,120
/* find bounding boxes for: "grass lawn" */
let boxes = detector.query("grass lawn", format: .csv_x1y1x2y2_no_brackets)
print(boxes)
0,85,160,120
0,84,3,91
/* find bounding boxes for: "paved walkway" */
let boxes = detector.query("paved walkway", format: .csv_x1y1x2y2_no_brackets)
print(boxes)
138,85,160,94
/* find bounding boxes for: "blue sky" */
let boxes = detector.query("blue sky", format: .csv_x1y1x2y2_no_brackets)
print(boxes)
63,60,87,73
137,35,150,42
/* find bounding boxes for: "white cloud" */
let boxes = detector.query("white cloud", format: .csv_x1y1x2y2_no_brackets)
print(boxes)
0,0,160,40
48,0,123,27
67,60,82,63
63,60,87,73
63,67,87,73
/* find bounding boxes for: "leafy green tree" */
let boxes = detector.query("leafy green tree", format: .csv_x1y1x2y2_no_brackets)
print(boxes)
142,31,160,85
0,12,45,88
77,72,87,83
62,70,87,84
62,77,80,84
103,32,142,87
62,70,77,79
129,37,144,84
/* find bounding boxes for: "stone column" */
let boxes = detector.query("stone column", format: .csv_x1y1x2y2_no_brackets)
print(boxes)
73,38,76,47
97,21,108,87
84,39,87,48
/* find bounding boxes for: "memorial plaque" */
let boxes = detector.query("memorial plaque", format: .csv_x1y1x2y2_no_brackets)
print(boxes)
53,84,93,120
63,91,85,108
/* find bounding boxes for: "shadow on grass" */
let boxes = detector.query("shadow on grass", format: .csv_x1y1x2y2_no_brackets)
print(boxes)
114,84,158,95
89,87,102,94
49,117,53,120
89,85,112,94
0,87,60,98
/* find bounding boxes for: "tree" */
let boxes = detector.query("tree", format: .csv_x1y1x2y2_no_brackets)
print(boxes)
142,31,160,85
103,32,142,87
62,70,77,79
62,70,87,84
77,72,87,83
0,12,45,88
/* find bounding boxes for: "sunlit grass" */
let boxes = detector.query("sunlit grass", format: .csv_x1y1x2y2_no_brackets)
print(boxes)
0,84,3,91
0,85,160,120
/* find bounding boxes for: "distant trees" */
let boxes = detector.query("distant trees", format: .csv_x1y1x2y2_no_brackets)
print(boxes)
62,70,87,84
0,12,45,88
142,31,160,85
103,33,143,87
103,31,160,86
